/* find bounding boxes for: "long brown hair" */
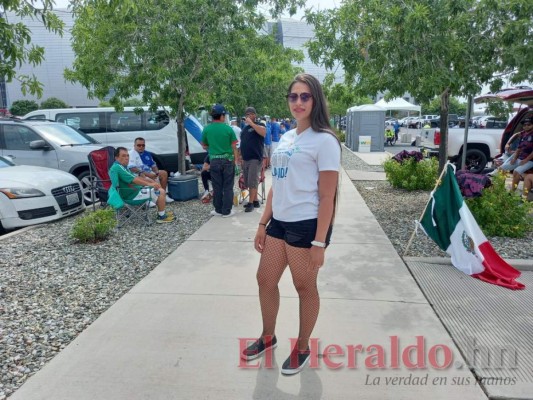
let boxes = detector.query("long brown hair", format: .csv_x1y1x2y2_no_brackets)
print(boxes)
288,73,341,222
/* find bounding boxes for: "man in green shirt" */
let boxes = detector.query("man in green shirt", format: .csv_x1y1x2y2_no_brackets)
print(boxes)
109,147,175,223
201,104,240,217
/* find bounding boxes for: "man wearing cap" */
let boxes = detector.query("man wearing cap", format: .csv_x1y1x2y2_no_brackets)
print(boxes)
501,116,533,190
240,106,266,212
201,104,240,217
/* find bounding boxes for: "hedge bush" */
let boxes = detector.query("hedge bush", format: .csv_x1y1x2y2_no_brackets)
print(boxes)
71,209,116,243
383,156,439,191
466,172,533,237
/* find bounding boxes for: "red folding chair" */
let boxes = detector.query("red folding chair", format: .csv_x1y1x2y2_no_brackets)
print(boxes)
87,146,115,210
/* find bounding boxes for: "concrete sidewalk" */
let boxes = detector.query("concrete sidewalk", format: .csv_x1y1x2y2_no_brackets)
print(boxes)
11,170,487,400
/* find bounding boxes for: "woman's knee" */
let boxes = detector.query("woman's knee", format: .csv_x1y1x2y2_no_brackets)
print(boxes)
292,278,318,296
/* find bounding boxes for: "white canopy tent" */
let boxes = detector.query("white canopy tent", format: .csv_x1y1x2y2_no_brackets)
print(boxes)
347,104,386,112
375,97,421,112
373,98,422,144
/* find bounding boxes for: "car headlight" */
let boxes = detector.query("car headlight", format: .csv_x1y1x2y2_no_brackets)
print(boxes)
0,188,46,199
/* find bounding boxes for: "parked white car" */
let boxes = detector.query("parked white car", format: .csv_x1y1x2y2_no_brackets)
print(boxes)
0,119,103,203
0,156,85,231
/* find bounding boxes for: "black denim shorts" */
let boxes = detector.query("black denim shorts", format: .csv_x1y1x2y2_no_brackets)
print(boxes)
266,217,333,248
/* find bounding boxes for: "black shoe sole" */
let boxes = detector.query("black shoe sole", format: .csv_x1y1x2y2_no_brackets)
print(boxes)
281,353,310,375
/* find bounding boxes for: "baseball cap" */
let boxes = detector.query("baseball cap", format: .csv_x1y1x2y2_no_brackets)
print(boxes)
245,107,257,115
522,117,532,124
211,104,226,115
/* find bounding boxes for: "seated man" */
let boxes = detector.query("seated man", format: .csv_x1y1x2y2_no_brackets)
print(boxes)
128,137,174,203
500,118,533,190
201,155,212,200
111,147,175,223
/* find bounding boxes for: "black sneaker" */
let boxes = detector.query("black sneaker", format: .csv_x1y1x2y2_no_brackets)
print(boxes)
244,203,254,212
241,336,277,361
281,347,311,375
253,201,260,208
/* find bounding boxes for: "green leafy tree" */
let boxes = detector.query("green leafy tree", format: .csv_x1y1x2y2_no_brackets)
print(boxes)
421,97,467,116
212,30,304,119
486,100,514,120
41,97,69,109
307,0,532,172
123,98,145,107
9,99,38,116
322,74,373,117
1,1,64,97
66,0,304,173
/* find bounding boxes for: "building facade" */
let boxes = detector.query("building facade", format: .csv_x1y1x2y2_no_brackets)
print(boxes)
3,9,99,108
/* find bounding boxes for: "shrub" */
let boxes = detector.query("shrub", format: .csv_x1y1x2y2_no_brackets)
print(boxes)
71,209,116,243
9,100,39,116
383,157,439,190
334,128,345,143
466,172,533,237
41,97,69,109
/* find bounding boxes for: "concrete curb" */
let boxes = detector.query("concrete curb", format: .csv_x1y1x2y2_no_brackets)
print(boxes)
0,224,38,241
403,256,533,271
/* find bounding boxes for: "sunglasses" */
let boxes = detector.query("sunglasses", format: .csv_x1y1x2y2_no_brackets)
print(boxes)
523,122,532,126
286,92,313,103
136,143,146,147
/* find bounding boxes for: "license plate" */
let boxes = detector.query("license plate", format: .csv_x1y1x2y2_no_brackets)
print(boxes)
66,193,79,205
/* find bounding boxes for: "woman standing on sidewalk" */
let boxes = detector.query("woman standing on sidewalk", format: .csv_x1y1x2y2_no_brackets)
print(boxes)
241,73,341,375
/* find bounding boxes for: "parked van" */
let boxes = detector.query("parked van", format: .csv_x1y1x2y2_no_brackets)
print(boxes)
22,107,207,172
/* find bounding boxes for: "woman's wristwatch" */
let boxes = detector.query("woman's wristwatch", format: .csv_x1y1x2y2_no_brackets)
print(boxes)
311,240,326,248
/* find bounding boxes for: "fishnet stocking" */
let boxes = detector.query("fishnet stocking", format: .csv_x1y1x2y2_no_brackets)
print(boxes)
287,246,319,351
257,236,319,351
257,236,287,339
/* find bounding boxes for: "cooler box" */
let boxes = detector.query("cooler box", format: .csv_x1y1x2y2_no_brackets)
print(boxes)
168,175,199,201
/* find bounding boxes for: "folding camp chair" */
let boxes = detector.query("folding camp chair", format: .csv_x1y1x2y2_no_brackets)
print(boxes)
87,146,115,209
108,169,154,228
238,163,266,205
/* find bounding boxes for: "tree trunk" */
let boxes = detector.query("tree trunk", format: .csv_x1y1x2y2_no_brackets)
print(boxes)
438,88,450,174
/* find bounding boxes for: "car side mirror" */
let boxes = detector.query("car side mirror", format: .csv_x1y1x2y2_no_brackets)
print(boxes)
29,140,51,150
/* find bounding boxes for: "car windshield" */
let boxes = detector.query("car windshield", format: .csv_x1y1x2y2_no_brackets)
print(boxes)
0,156,15,168
32,124,99,146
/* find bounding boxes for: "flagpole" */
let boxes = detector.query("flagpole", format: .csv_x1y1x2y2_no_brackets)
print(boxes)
403,162,450,257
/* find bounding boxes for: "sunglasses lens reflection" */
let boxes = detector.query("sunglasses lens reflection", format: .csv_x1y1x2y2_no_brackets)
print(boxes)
287,93,312,103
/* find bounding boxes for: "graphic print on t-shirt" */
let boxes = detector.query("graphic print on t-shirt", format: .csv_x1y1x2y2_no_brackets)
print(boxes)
271,131,301,180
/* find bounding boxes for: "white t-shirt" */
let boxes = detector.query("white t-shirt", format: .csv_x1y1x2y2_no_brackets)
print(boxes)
271,127,341,222
232,125,242,148
128,149,144,170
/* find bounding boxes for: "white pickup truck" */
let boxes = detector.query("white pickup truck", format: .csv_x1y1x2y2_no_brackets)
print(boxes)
420,127,503,173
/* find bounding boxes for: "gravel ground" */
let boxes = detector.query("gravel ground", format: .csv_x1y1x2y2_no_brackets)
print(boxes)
0,193,212,398
342,147,533,260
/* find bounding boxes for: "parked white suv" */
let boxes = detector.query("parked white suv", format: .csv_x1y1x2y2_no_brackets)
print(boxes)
0,119,103,203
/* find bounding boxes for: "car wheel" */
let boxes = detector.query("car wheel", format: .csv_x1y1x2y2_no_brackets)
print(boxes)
461,149,487,174
77,170,98,204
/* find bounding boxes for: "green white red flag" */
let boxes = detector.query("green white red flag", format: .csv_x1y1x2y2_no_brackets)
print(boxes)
419,164,525,290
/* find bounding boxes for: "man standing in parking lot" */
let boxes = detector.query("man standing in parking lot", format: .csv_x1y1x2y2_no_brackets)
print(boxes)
240,107,266,212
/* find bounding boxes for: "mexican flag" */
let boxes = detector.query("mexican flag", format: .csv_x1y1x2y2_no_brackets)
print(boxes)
419,164,525,290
